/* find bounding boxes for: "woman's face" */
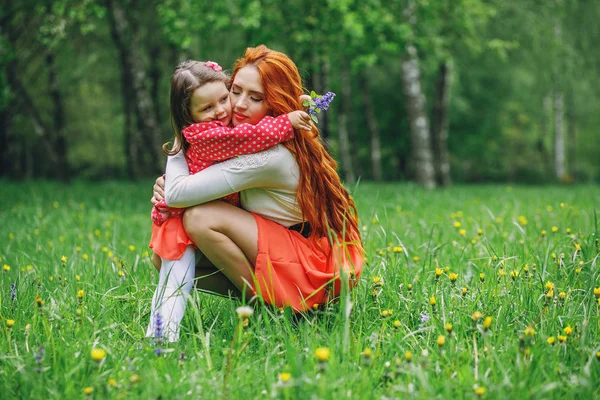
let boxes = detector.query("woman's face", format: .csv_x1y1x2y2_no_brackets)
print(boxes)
229,65,271,126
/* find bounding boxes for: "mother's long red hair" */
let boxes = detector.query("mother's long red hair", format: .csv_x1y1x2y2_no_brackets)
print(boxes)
232,45,362,250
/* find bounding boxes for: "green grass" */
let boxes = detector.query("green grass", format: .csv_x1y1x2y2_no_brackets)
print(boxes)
1,180,599,399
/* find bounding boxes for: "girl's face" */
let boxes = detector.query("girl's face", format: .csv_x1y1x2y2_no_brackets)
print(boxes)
189,81,232,126
230,65,271,126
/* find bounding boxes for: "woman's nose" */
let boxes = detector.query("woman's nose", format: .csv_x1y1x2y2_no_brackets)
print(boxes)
235,95,248,111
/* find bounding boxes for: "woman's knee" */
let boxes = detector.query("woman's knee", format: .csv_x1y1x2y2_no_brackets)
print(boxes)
183,202,222,236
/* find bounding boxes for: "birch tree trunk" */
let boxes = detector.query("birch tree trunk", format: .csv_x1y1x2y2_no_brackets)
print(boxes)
401,1,435,188
360,73,382,181
338,63,356,184
400,44,436,189
566,90,576,178
554,90,565,181
431,60,453,186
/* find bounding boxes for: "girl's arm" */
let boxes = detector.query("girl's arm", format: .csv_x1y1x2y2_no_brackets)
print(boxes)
182,112,308,162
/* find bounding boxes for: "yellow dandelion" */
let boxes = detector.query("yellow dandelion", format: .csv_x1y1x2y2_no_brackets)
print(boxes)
76,246,81,252
491,255,498,262
479,273,485,282
453,221,461,228
60,255,67,263
413,256,420,262
472,311,482,322
128,245,135,252
315,347,330,362
594,287,600,298
2,264,10,272
510,271,520,279
545,281,554,291
404,350,412,362
558,292,566,300
574,243,581,251
596,351,600,360
108,378,117,387
477,228,483,235
6,319,15,328
77,290,85,299
393,320,402,329
483,316,492,330
381,309,393,317
82,254,89,261
551,253,556,259
563,325,573,336
474,386,486,396
76,275,81,281
551,226,559,233
449,272,458,282
524,326,535,336
91,348,106,362
541,230,547,237
83,387,93,395
445,322,453,333
566,227,572,234
437,335,446,347
547,336,555,345
518,216,528,225
462,287,468,296
558,335,567,343
435,268,443,278
429,296,436,306
393,246,403,253
278,372,291,382
546,289,554,299
372,276,383,285
498,269,506,277
459,229,466,237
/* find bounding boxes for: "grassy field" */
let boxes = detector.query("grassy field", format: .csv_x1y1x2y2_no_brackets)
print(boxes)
1,181,599,399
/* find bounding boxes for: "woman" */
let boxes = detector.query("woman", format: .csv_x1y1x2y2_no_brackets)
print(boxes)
152,45,363,312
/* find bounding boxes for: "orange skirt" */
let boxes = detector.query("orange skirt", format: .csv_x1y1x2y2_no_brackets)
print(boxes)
149,218,194,260
251,213,363,311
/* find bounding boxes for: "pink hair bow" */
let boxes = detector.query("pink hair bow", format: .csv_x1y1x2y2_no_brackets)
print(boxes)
204,61,222,72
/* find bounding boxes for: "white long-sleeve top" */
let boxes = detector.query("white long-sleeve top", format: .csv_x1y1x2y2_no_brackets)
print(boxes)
164,144,304,227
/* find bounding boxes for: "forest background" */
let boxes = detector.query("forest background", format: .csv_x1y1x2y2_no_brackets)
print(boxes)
1,0,599,187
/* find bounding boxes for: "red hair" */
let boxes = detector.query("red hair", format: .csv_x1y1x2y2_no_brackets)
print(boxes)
232,45,362,251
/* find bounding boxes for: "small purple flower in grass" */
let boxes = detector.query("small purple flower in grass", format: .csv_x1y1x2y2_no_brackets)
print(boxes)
10,283,17,303
34,346,45,372
153,312,164,356
419,312,430,329
303,91,336,124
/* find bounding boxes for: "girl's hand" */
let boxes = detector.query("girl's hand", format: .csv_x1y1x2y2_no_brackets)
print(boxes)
151,175,166,205
288,110,312,131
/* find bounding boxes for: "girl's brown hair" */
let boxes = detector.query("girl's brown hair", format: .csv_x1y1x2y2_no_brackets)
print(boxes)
164,60,229,156
232,45,362,250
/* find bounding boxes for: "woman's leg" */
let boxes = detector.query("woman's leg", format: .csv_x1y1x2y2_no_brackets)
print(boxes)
183,201,259,293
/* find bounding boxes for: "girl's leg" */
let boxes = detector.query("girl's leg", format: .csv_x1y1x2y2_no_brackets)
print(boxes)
183,201,259,293
146,246,196,342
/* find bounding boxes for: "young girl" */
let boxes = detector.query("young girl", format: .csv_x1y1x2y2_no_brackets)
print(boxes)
147,60,311,342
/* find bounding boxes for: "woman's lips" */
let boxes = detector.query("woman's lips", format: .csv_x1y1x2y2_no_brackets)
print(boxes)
234,112,247,121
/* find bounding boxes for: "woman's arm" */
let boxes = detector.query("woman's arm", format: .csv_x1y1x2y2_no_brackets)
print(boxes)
165,147,287,208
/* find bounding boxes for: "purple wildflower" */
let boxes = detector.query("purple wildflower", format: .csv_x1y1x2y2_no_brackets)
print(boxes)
10,283,17,303
418,312,430,329
304,91,336,123
154,312,164,340
34,346,45,372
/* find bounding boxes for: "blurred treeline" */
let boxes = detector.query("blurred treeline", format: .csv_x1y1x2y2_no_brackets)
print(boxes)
1,0,599,186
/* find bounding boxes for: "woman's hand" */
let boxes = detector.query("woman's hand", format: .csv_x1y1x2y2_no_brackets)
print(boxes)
299,94,311,109
151,175,166,205
288,110,312,131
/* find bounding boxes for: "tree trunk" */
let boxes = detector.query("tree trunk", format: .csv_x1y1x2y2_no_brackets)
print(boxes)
538,94,551,175
360,73,382,181
400,44,436,189
46,50,70,181
554,90,565,181
106,0,163,177
431,60,453,186
338,63,355,184
566,89,576,178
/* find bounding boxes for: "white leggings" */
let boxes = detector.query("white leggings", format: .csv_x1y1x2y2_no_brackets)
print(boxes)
146,246,196,342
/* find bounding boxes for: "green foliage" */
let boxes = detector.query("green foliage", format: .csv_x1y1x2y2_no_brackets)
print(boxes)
1,0,599,182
